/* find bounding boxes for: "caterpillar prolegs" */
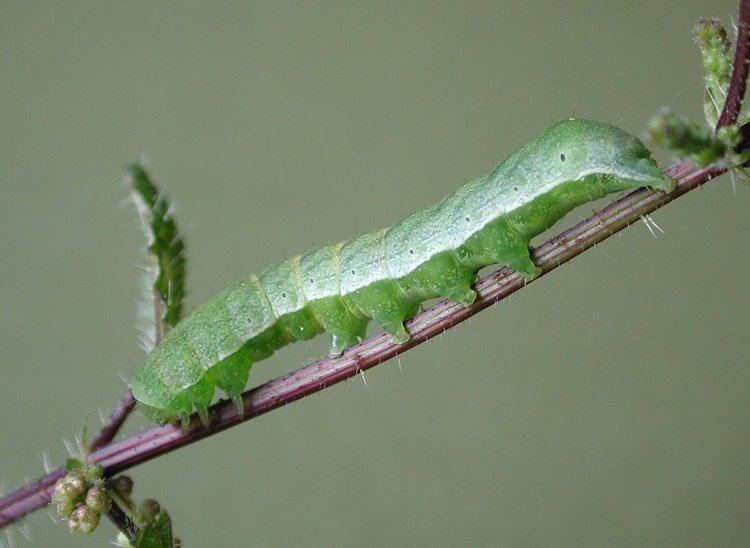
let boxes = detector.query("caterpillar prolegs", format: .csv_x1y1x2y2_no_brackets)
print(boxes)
130,119,674,424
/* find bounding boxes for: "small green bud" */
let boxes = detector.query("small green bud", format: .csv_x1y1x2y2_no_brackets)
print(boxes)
85,486,112,514
67,468,87,483
83,463,104,483
173,537,182,548
692,18,733,127
693,17,728,49
66,470,87,492
68,504,100,534
112,475,134,498
139,499,161,521
51,472,87,518
51,492,76,519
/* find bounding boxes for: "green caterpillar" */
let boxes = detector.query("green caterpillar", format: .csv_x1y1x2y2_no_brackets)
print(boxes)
131,119,674,424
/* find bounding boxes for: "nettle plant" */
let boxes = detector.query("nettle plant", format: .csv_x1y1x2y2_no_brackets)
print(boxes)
1,7,749,547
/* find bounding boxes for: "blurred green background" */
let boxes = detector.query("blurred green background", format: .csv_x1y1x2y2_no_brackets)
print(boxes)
1,1,748,546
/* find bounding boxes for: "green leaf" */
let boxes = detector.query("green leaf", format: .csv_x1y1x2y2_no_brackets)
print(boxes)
648,108,738,166
123,164,187,349
693,17,733,128
65,458,83,471
135,511,174,548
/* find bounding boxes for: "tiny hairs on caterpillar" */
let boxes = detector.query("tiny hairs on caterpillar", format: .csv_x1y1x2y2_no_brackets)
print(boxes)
130,119,674,424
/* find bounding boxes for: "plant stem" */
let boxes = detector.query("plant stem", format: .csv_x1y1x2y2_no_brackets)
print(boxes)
88,392,136,453
106,493,139,543
716,0,750,129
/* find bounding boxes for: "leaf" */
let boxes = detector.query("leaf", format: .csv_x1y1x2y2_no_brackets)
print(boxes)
64,458,83,471
648,108,739,166
123,164,187,350
135,511,174,548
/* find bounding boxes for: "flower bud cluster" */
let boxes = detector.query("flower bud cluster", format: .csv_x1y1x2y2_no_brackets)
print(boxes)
50,464,112,534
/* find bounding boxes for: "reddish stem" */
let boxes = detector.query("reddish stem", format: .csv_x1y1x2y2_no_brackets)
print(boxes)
716,0,750,129
88,391,136,452
106,496,139,542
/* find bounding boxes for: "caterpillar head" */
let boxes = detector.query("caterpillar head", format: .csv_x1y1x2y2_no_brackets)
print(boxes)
545,119,675,193
606,131,675,193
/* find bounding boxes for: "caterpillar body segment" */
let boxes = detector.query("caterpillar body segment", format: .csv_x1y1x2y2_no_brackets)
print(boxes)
131,119,674,423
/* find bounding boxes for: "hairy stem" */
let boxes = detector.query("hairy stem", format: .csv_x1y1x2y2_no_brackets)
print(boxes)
716,0,750,129
88,392,136,453
106,493,139,544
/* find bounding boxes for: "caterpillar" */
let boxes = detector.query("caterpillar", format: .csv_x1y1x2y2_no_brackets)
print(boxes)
130,119,674,424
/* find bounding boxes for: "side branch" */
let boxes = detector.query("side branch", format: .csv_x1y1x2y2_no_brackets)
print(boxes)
89,392,136,452
0,158,728,528
716,0,750,129
86,165,190,454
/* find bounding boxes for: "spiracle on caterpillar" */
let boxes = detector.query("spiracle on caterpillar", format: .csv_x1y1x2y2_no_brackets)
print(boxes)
129,118,674,425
